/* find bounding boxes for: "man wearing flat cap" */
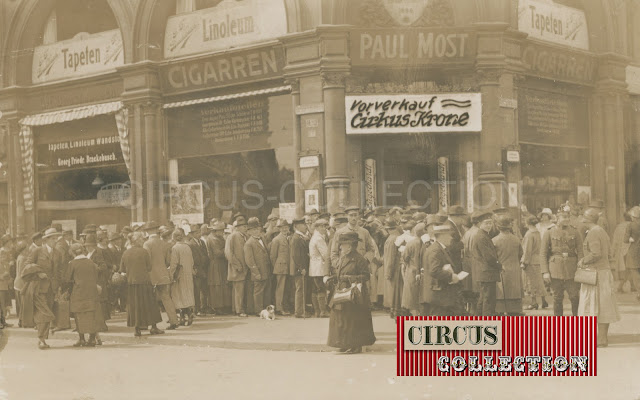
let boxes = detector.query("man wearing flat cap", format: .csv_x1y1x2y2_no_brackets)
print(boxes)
469,210,502,316
425,225,464,316
330,206,381,305
225,216,250,317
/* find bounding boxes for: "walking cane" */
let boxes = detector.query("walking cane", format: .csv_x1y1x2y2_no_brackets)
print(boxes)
302,271,306,320
499,271,509,317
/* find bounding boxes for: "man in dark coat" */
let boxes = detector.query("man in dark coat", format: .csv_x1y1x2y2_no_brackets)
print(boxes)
470,210,502,316
244,217,272,315
426,225,464,316
624,206,640,299
226,217,249,317
187,224,210,315
206,222,231,314
269,219,291,315
290,218,310,318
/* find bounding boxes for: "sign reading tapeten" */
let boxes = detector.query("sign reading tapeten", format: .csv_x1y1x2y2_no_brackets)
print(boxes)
32,30,124,84
164,0,288,59
518,0,589,50
345,94,481,134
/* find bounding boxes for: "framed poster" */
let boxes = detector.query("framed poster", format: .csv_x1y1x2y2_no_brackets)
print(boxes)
170,182,205,224
279,203,297,224
304,190,319,214
508,183,519,208
52,220,77,240
577,186,591,205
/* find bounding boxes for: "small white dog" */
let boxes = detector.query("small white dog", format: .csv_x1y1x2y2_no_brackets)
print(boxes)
260,305,276,320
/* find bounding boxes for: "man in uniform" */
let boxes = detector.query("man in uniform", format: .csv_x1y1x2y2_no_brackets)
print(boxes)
425,225,464,316
470,210,501,316
290,217,310,318
540,211,583,316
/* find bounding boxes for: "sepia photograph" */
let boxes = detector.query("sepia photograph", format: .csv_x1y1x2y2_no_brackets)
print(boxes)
0,0,638,398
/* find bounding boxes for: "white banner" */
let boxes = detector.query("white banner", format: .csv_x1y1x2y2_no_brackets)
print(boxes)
518,0,589,50
32,30,124,84
164,0,288,59
346,94,482,135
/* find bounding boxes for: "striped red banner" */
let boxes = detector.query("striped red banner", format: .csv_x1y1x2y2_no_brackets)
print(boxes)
397,316,597,376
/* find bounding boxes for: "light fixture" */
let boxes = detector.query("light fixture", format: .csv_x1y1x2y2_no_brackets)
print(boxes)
92,174,104,187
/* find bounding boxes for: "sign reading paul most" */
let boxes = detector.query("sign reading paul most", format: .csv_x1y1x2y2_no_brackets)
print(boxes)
345,94,482,135
164,0,288,59
32,30,124,84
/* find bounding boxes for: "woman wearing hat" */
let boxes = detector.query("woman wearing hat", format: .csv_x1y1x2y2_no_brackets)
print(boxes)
65,243,104,347
326,232,376,354
578,208,620,347
169,229,196,326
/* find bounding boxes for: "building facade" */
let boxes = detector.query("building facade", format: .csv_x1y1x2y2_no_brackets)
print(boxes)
0,0,639,235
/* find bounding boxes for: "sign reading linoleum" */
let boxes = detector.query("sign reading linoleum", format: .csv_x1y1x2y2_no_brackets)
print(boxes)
32,30,124,84
345,94,481,134
164,0,288,59
518,0,589,50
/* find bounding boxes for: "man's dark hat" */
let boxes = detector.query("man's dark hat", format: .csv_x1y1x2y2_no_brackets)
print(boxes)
292,217,306,225
305,208,319,216
338,231,361,243
344,206,360,214
247,217,261,229
471,210,493,224
588,199,605,209
448,205,466,216
143,221,159,231
84,233,98,245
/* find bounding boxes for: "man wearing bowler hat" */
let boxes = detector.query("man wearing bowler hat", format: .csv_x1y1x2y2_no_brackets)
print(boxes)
226,216,249,317
588,199,609,234
290,217,311,318
470,210,502,316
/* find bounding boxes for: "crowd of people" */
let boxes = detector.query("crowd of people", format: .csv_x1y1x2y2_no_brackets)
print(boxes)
0,198,635,351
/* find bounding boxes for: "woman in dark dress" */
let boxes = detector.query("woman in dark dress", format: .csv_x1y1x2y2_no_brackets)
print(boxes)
65,243,104,347
327,232,376,354
119,232,164,337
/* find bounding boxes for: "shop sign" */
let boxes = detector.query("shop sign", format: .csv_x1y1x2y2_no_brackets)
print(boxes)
520,42,596,84
351,28,475,67
506,150,520,163
164,0,287,59
36,135,124,171
364,159,377,209
299,155,319,169
345,93,482,134
160,46,285,94
32,30,124,84
518,0,589,51
437,157,449,212
518,88,588,147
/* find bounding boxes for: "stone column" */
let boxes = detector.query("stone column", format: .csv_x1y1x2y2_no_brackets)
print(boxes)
286,78,305,217
322,72,350,213
1,116,28,235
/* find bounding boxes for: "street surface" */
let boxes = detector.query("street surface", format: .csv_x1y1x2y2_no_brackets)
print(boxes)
0,295,637,400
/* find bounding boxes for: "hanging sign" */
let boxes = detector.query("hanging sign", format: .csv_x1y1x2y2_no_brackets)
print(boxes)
364,159,377,209
164,0,288,59
518,0,589,50
32,30,124,84
466,161,474,214
345,94,482,134
437,157,449,212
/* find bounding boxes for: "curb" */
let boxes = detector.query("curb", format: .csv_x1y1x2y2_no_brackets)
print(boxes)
4,327,396,353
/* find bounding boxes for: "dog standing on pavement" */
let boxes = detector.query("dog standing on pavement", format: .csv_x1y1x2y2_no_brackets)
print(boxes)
260,305,276,320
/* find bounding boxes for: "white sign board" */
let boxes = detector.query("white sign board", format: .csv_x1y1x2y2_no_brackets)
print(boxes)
164,0,288,59
279,203,297,224
518,0,589,50
345,93,482,134
626,65,640,95
170,182,204,225
304,190,319,214
299,155,320,168
52,220,77,240
32,30,124,84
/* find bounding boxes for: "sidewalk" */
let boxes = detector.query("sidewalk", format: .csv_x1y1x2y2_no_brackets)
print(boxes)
5,292,640,352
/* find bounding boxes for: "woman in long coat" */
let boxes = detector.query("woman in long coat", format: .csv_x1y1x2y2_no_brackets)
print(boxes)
521,216,548,309
170,229,195,325
578,208,620,347
327,232,376,354
119,232,164,337
65,243,104,347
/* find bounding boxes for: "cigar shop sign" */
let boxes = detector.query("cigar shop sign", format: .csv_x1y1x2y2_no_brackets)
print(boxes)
517,0,589,51
164,0,288,59
32,30,124,84
345,94,482,135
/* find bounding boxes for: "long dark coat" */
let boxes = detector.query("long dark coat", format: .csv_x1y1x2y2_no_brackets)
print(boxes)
327,250,376,349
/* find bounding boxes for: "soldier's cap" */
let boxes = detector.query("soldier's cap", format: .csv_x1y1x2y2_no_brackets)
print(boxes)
42,228,62,239
313,218,328,227
588,199,605,209
292,217,306,226
432,225,454,235
305,208,319,216
583,208,600,223
334,216,348,224
108,232,122,241
276,219,289,228
338,232,361,243
247,217,261,230
344,206,360,214
496,215,513,229
448,205,466,216
471,210,493,224
31,231,43,241
211,221,226,231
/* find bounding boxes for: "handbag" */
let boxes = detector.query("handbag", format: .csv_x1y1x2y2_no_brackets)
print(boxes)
331,284,362,305
172,263,183,282
574,267,597,286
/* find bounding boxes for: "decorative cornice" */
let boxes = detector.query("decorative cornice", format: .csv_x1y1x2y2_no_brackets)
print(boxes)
321,72,347,89
357,0,455,28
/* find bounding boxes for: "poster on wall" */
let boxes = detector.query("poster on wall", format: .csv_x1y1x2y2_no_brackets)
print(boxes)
577,186,591,205
304,190,319,214
170,183,205,224
345,94,482,134
52,220,77,240
508,183,519,208
279,203,297,224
